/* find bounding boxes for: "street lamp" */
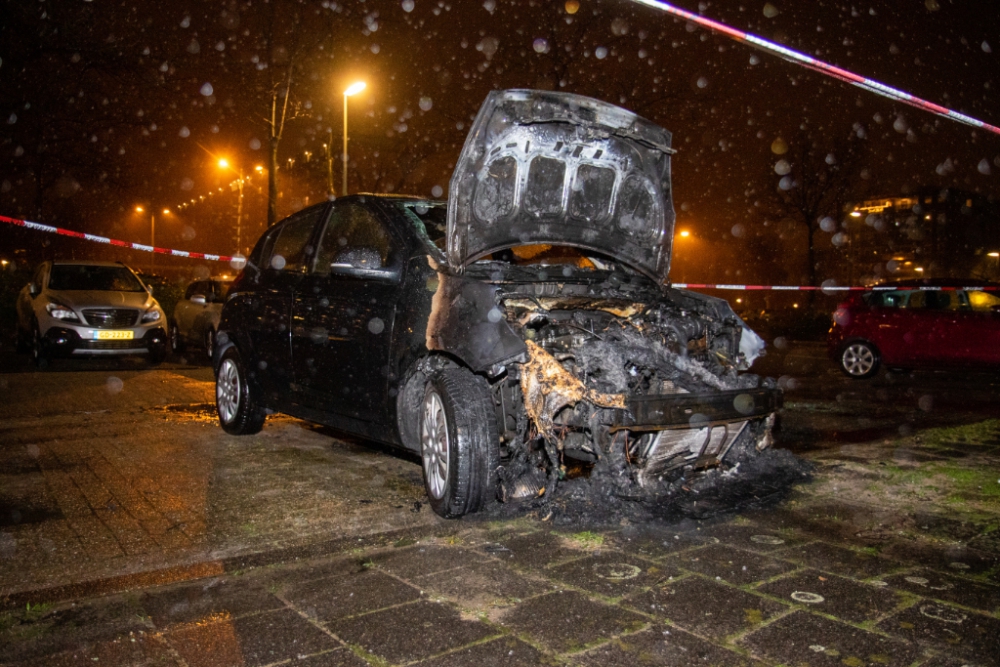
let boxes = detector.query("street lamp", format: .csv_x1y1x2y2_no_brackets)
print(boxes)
218,158,253,254
342,81,366,196
135,206,170,274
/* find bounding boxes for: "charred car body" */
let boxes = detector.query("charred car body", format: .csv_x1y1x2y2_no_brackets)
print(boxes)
215,90,781,518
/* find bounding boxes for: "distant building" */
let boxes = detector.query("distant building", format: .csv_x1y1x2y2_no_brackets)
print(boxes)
835,187,999,283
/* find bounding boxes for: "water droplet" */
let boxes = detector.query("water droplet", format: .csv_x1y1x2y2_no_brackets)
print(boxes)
419,96,433,111
431,185,443,198
401,0,415,12
819,216,837,233
249,138,262,150
774,159,791,175
918,395,933,411
106,376,124,394
696,76,708,88
230,253,246,270
771,137,788,154
533,38,549,54
595,47,608,60
200,82,214,96
763,3,779,19
977,158,991,175
270,255,287,270
368,318,385,334
178,126,190,138
564,0,579,14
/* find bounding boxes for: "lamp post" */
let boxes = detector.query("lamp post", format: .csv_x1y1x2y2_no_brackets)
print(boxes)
342,81,366,196
218,159,259,254
135,206,170,274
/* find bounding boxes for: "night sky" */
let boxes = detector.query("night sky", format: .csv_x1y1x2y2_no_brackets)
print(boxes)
1,0,997,284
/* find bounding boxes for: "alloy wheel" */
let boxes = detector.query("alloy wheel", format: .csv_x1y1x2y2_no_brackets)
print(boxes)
421,390,449,499
216,358,241,423
842,343,876,377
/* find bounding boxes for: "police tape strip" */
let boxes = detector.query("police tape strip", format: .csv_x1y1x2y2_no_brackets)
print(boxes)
672,283,1000,292
0,213,237,263
3,213,996,292
630,0,1000,137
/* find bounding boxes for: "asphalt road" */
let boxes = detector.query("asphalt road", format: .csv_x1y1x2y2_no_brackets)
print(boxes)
1,340,998,666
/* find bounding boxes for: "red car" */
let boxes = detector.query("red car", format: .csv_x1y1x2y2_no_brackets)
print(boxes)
828,279,1000,378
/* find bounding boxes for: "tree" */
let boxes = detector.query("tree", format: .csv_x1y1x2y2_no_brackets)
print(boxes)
758,132,869,293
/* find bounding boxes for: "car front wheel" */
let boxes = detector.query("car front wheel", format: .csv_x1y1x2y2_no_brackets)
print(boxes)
216,346,266,435
31,321,48,369
840,340,880,379
420,368,499,518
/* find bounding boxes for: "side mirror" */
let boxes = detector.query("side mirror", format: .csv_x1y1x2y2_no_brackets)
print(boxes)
147,285,155,296
190,294,207,305
28,282,39,297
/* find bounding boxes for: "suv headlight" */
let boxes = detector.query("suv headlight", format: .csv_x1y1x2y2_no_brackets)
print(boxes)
141,309,162,323
46,301,80,321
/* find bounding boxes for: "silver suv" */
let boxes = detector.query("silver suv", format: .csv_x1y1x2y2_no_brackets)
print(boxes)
16,261,168,367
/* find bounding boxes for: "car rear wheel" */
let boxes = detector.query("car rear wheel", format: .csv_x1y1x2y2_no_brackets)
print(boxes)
216,346,266,435
170,321,184,353
205,328,216,360
420,368,499,518
840,341,880,379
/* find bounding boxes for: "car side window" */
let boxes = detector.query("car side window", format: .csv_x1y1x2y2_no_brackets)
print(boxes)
267,206,326,273
312,203,394,275
966,290,1000,312
865,290,906,308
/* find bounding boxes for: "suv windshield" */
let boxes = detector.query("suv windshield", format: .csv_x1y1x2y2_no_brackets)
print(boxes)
48,265,146,292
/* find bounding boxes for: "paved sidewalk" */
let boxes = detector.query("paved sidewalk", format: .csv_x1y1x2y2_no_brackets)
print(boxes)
3,438,999,666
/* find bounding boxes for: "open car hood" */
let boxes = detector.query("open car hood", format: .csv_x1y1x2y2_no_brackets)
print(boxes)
447,89,676,283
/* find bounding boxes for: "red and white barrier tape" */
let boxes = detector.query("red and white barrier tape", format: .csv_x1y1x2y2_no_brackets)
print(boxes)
0,214,237,263
4,213,996,292
630,0,1000,137
673,283,1000,292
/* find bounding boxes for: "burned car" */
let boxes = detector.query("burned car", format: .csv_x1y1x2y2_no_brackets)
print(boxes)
214,90,780,518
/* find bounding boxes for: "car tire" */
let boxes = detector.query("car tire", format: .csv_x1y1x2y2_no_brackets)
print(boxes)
31,321,48,369
170,321,184,353
216,346,266,435
420,368,499,518
839,340,880,379
205,328,216,360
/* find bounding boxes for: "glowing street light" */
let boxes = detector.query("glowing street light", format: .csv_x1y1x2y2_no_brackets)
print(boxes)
342,81,366,196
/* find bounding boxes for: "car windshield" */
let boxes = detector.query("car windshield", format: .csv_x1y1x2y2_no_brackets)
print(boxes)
48,265,146,292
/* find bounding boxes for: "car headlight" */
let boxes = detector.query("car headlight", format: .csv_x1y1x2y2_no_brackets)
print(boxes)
141,309,162,323
46,301,80,321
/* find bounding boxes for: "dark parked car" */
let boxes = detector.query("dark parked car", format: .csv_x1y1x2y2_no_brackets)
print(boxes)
15,260,168,367
214,90,781,517
828,279,1000,378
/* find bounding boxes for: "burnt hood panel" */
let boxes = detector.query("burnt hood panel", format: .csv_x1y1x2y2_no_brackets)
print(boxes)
448,89,676,283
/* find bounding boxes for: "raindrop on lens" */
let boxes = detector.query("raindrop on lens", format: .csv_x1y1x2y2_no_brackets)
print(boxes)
831,232,847,246
106,376,124,394
487,307,503,323
200,83,214,96
419,97,433,111
819,216,836,233
431,185,443,198
401,0,415,11
270,255,286,270
595,47,608,60
368,318,385,334
230,253,246,270
774,160,791,175
918,395,933,412
977,159,991,175
771,138,788,155
533,38,549,54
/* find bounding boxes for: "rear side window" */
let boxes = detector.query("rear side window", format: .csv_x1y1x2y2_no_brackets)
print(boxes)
967,290,1000,312
266,206,326,273
863,290,907,308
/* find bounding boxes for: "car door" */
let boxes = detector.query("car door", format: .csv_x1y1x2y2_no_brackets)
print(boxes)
941,289,1000,365
175,281,207,340
245,205,328,400
291,200,403,422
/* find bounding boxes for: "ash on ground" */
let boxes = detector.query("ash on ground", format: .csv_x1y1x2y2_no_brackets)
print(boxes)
476,448,813,527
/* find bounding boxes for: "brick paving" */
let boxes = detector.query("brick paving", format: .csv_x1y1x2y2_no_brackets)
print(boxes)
2,364,999,666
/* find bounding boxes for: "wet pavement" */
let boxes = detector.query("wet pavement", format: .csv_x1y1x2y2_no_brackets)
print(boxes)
1,341,999,666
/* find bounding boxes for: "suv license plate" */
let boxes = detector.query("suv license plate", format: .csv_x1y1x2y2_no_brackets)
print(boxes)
96,330,134,340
